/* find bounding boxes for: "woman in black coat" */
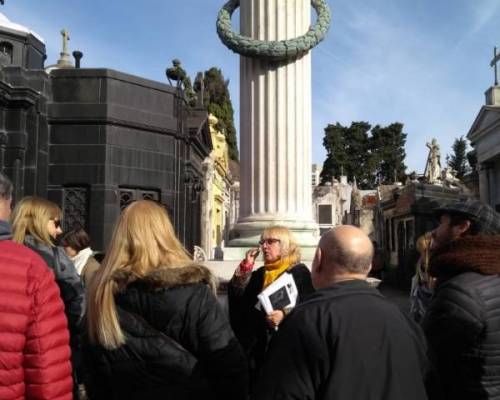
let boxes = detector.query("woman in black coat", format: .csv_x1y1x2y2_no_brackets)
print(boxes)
84,200,248,400
227,225,314,385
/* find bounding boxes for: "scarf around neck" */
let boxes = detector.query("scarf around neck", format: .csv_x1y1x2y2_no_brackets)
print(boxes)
263,257,292,289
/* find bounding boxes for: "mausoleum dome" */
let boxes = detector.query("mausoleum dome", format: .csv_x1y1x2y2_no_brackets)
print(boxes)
0,12,44,43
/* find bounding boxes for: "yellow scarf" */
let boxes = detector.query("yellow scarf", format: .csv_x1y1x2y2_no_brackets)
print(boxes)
263,257,291,289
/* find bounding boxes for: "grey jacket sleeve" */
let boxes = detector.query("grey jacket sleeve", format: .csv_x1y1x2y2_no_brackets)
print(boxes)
53,246,86,334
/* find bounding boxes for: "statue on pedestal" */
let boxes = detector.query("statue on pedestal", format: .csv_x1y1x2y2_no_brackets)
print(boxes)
424,138,442,184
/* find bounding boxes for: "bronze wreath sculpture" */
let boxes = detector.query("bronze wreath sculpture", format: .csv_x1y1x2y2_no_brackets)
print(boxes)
216,0,331,61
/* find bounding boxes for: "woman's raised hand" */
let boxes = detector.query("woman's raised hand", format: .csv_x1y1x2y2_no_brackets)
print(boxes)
244,248,260,265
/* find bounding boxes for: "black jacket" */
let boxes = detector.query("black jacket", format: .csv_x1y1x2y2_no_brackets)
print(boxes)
423,235,500,400
84,264,248,400
253,280,430,400
227,263,314,373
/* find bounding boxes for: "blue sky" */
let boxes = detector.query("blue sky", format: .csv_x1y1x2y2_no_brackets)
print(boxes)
3,0,499,173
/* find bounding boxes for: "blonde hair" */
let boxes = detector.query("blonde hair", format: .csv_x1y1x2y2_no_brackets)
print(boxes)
11,196,62,246
261,226,301,265
87,200,192,349
416,232,432,270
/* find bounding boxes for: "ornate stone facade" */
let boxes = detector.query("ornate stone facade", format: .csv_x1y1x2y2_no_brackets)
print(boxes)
312,176,352,235
468,85,500,212
201,115,235,259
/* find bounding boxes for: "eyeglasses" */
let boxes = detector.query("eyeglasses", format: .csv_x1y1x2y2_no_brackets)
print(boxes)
259,238,280,246
52,219,62,229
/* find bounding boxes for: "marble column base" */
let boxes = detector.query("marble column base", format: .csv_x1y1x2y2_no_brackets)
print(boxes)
225,217,320,260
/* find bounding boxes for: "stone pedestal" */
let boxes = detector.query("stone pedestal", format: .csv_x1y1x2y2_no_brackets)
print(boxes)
229,0,319,249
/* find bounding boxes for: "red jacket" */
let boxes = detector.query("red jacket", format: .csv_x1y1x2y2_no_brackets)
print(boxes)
0,237,73,400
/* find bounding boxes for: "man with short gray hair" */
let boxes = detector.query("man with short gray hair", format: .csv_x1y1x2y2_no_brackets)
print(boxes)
254,225,430,400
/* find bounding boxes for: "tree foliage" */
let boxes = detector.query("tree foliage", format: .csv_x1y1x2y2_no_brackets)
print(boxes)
203,67,239,161
320,121,408,189
448,136,469,179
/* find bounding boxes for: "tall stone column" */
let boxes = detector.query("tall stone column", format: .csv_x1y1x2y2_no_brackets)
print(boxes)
237,0,313,245
217,0,330,248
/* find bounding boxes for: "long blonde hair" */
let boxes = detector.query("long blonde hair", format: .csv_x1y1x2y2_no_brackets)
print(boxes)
87,200,192,349
261,225,301,265
10,196,62,246
416,232,433,271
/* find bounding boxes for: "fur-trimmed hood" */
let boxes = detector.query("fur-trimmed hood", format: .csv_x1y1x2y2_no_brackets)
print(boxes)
429,235,500,278
111,263,218,294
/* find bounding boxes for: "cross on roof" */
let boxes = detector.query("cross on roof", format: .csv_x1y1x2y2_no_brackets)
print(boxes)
491,46,500,86
60,28,70,55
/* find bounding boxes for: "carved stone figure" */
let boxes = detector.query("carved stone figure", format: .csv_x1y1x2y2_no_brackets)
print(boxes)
424,138,441,184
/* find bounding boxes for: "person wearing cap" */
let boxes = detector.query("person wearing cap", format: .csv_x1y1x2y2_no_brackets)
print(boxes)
422,199,500,399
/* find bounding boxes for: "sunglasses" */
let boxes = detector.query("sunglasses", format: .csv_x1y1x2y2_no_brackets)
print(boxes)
52,219,62,229
259,238,280,246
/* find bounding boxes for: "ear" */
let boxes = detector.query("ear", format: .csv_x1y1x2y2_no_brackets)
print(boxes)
312,247,322,273
456,219,471,236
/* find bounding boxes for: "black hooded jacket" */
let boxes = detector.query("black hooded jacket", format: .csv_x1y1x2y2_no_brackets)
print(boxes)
84,264,248,400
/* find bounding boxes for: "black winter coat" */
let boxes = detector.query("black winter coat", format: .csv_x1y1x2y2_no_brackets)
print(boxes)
253,280,430,400
227,263,314,375
84,264,248,400
423,235,500,400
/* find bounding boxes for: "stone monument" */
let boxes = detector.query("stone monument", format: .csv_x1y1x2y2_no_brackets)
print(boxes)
424,138,442,184
45,28,74,71
56,28,73,67
217,0,331,253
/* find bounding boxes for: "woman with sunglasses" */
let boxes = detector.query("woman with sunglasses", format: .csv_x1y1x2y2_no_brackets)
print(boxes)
11,196,86,396
227,225,314,387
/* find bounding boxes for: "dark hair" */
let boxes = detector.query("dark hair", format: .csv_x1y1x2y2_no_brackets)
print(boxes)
61,228,90,252
448,213,480,235
0,171,13,199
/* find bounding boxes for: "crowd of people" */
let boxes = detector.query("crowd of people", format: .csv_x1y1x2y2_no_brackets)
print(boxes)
1,169,500,400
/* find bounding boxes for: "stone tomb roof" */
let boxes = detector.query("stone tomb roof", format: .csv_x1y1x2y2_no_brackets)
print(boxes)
0,12,44,42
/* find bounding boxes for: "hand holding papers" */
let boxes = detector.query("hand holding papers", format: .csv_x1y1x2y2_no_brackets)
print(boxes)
257,272,298,315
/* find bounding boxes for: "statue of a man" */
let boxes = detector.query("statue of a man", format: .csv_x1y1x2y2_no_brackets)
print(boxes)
424,138,441,184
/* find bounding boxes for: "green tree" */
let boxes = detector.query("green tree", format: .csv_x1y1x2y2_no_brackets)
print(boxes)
320,123,348,184
320,122,372,188
203,67,239,161
320,121,407,188
370,123,407,184
448,136,468,179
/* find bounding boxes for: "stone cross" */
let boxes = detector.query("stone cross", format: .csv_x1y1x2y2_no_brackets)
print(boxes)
491,46,499,86
61,28,70,55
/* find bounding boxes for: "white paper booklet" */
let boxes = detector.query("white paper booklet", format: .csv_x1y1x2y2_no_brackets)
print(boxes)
257,272,298,314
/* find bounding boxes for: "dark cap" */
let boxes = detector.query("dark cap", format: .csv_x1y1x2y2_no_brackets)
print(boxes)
434,199,500,235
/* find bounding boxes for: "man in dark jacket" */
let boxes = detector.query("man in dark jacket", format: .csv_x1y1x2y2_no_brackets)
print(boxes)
253,225,429,400
0,172,73,399
423,199,500,399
